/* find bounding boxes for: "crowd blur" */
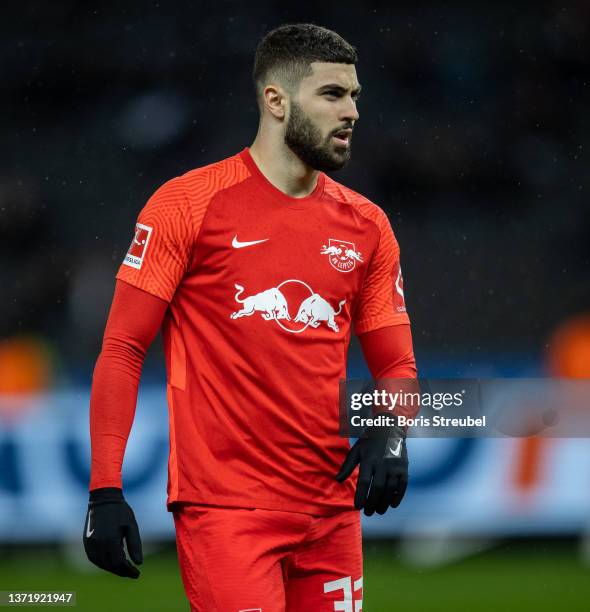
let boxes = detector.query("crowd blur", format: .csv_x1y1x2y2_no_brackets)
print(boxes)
1,1,589,384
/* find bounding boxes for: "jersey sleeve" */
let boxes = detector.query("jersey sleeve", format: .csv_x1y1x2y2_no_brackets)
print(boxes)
89,280,168,490
353,208,410,335
358,324,417,379
116,177,193,302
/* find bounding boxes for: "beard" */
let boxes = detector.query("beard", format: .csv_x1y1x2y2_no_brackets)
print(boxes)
284,101,352,172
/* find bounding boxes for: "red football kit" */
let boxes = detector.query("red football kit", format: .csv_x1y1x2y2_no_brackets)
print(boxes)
89,147,415,610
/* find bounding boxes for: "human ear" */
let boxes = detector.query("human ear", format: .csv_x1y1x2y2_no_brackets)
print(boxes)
262,84,286,120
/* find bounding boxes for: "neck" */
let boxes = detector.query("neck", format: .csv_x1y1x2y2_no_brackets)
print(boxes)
249,131,320,198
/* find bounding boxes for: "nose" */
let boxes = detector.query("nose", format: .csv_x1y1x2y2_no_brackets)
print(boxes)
342,96,359,123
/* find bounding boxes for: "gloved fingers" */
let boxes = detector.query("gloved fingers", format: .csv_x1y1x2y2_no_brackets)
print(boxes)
124,515,143,565
108,557,140,579
88,555,113,574
85,539,124,576
376,474,394,515
390,472,408,508
112,558,140,579
83,533,104,567
354,461,373,510
107,540,140,579
335,442,361,482
84,545,102,569
364,470,387,517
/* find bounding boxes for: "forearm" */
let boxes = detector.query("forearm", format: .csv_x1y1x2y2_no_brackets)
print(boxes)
89,337,145,489
359,324,417,379
359,324,418,421
89,280,168,490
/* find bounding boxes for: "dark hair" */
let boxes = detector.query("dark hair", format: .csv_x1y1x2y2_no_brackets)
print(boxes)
253,23,358,102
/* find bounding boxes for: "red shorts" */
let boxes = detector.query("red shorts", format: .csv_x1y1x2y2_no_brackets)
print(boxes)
173,505,363,612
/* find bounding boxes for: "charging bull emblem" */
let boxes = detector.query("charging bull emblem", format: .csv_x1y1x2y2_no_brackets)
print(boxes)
294,294,346,333
230,280,346,334
230,284,290,321
321,238,362,273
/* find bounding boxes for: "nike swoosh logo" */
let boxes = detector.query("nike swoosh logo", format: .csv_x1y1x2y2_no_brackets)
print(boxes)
86,510,94,538
232,235,269,249
389,439,403,457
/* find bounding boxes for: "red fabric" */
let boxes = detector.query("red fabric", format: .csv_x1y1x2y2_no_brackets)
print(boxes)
359,324,419,422
89,279,167,490
92,148,414,514
358,324,417,379
89,298,416,492
173,505,362,611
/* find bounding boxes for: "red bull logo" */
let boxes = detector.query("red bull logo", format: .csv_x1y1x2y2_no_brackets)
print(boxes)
294,293,346,333
230,284,290,321
230,280,346,334
321,238,363,273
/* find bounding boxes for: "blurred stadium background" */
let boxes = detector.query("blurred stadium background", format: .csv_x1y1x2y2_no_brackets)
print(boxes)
1,1,590,610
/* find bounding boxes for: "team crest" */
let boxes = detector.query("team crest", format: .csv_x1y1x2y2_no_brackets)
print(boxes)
321,239,363,273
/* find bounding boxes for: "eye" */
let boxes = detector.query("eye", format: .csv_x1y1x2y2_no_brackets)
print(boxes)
323,90,341,100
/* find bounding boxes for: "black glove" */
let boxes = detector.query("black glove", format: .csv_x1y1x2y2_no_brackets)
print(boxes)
335,422,408,516
83,487,143,578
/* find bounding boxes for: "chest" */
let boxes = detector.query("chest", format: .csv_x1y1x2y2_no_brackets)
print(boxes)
193,194,373,301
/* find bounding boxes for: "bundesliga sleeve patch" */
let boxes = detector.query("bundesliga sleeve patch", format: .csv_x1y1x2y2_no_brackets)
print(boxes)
394,266,407,313
123,223,153,269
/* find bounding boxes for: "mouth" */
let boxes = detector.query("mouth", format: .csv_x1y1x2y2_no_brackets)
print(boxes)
332,129,352,147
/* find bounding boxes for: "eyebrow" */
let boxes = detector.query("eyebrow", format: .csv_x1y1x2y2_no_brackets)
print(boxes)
317,83,362,96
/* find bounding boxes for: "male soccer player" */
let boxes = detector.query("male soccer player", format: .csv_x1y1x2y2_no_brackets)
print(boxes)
84,23,417,611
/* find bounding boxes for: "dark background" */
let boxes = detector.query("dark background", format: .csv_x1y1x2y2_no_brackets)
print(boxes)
2,1,589,379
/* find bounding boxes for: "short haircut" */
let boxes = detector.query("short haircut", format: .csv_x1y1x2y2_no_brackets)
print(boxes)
253,23,358,105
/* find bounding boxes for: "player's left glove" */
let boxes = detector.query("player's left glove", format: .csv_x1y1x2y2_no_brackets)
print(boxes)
83,487,143,578
335,421,408,516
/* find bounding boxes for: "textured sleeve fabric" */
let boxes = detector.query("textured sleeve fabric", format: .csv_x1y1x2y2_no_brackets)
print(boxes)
358,324,417,379
116,177,194,303
89,279,168,490
359,324,418,422
353,209,410,335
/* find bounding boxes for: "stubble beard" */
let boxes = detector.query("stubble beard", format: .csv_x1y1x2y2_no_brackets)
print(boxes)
284,101,351,172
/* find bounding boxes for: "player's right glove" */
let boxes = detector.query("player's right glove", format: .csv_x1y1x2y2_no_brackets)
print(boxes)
83,487,143,579
335,420,408,516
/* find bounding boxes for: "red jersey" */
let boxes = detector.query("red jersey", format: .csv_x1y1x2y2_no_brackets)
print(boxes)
116,148,410,515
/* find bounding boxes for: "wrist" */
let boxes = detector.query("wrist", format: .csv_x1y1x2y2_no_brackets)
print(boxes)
89,487,124,505
364,413,406,438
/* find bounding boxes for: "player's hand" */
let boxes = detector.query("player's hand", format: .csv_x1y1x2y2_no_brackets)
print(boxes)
83,487,143,578
335,423,408,516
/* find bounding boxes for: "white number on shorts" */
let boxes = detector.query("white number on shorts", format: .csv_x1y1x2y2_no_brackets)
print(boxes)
323,575,363,612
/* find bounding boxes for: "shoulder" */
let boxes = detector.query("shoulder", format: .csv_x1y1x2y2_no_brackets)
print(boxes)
148,152,249,199
139,153,250,230
177,152,250,198
144,153,250,222
323,174,392,232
